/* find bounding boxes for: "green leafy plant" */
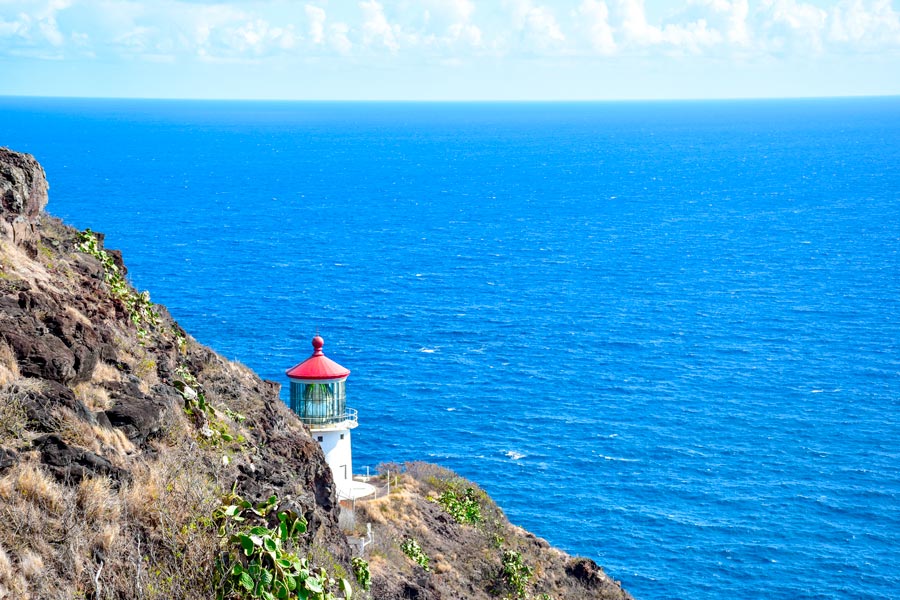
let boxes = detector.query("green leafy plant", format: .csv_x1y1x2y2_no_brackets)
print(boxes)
499,550,533,600
76,228,160,342
399,538,430,572
174,366,246,449
174,366,214,418
350,557,370,592
436,487,483,525
172,325,188,353
214,492,352,600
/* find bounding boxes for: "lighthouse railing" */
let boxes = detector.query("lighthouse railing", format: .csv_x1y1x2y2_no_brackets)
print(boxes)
298,407,358,427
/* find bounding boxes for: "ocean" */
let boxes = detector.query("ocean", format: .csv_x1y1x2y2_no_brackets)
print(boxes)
1,96,898,599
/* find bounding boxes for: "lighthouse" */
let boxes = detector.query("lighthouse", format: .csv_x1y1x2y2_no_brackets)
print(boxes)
286,336,372,500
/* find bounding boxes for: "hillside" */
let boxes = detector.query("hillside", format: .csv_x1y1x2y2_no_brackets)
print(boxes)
0,147,632,600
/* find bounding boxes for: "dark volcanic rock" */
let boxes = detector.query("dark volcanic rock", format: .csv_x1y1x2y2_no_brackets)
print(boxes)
3,328,78,383
15,379,94,432
0,147,48,220
0,147,48,246
370,572,441,600
0,447,17,474
35,434,130,485
566,557,613,589
104,381,175,444
0,295,101,384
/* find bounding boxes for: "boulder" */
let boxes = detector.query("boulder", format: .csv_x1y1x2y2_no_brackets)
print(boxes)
0,447,17,474
0,147,49,245
3,329,78,384
35,434,130,485
566,557,612,589
104,382,175,444
16,379,95,432
0,290,101,384
0,147,48,219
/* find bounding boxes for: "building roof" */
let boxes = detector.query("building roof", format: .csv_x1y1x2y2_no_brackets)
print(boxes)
285,335,351,381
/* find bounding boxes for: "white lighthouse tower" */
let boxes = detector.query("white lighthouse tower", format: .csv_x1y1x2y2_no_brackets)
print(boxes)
286,336,372,500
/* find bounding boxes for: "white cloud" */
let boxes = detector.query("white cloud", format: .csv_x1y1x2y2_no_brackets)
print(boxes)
415,0,482,50
359,0,399,52
329,21,352,55
422,0,474,24
305,4,326,45
609,0,725,52
1,0,899,68
613,0,661,45
760,0,829,52
828,0,900,47
687,0,750,45
508,0,566,50
0,0,72,48
577,0,616,54
445,21,482,47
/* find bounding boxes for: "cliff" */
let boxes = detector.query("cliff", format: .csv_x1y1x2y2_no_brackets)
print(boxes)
0,147,632,600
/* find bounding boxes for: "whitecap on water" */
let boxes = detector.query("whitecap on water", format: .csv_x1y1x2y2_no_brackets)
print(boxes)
601,455,640,462
504,450,526,460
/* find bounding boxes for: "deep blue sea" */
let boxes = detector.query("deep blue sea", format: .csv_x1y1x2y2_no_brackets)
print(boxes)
2,97,899,600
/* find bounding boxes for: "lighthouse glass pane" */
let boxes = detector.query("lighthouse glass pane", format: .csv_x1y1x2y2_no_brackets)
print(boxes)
290,381,346,424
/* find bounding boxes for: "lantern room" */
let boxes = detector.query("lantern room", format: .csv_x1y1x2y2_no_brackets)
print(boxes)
286,335,357,428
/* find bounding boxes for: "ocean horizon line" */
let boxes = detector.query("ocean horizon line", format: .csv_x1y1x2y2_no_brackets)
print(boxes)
2,93,899,105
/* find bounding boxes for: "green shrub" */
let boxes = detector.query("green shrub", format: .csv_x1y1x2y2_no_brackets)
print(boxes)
350,557,370,592
174,366,246,450
499,550,533,600
77,229,160,342
399,538,430,572
213,492,352,600
436,487,482,525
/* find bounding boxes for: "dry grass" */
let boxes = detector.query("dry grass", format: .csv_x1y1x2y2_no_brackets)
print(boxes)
94,425,136,460
73,380,113,411
0,386,28,446
0,463,64,514
55,406,99,450
0,460,117,599
0,445,224,599
0,340,19,388
91,361,122,384
0,542,26,599
77,477,122,524
17,549,43,581
117,447,223,599
365,486,423,527
0,238,52,286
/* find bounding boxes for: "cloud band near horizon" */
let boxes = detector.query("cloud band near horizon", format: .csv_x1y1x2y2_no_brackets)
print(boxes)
1,0,899,100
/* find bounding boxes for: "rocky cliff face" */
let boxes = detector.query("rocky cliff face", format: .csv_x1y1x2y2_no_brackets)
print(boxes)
0,147,347,599
0,147,48,248
0,148,632,600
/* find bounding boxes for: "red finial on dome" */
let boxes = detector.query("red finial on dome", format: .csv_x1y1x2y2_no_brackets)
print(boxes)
312,335,325,355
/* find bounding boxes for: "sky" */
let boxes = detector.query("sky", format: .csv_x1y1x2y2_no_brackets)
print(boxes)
0,0,898,100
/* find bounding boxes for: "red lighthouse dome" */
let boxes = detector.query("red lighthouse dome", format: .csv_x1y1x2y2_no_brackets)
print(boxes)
286,335,350,381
